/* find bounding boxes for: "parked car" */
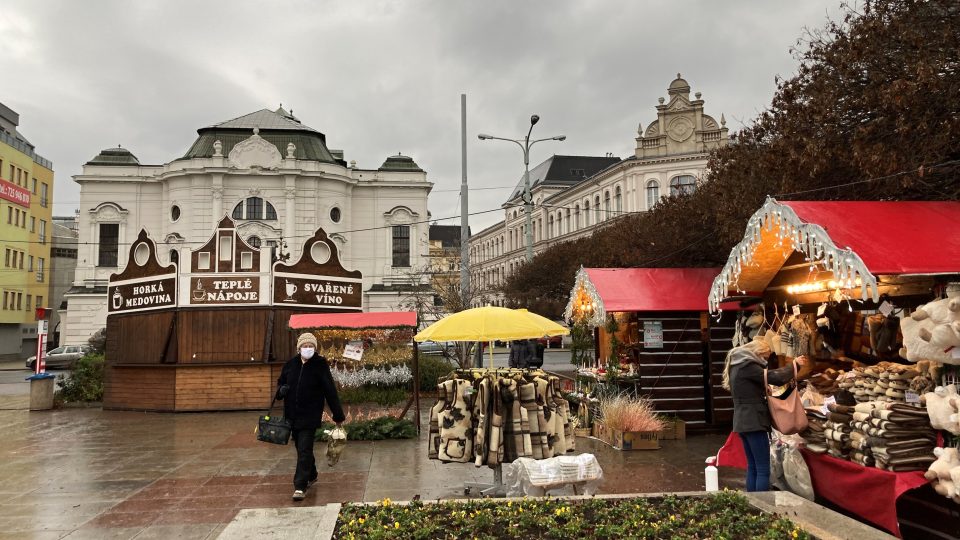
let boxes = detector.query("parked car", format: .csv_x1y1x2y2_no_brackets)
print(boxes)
411,341,452,355
26,345,93,370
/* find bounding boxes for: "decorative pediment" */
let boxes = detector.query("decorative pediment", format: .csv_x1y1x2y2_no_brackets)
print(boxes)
228,128,282,170
89,202,129,223
190,215,262,273
272,228,363,310
112,229,176,281
383,205,419,225
108,230,178,314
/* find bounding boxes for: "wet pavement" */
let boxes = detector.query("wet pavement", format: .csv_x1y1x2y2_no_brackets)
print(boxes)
0,373,743,539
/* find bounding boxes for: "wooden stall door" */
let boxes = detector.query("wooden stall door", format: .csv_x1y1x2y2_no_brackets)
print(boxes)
637,311,711,427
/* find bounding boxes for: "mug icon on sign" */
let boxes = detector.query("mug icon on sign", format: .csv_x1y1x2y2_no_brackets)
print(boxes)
193,280,206,301
285,281,297,301
112,289,123,310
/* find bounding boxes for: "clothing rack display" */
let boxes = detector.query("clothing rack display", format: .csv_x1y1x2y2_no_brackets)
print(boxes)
428,368,576,496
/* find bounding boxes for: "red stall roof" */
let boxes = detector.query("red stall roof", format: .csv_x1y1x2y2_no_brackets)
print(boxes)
289,311,417,329
584,267,722,312
782,201,960,275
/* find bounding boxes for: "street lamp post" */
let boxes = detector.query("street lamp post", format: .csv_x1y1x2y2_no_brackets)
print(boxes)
479,115,565,262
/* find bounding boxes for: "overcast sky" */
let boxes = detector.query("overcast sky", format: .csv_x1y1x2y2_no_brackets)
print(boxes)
1,0,843,231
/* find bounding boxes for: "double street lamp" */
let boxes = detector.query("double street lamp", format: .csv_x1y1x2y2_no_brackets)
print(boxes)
479,115,565,262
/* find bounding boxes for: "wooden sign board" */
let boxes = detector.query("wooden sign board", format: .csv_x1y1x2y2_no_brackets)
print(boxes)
272,228,363,311
188,276,262,305
108,230,178,314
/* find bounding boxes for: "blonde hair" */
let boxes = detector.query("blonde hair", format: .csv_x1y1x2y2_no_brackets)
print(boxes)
721,339,772,391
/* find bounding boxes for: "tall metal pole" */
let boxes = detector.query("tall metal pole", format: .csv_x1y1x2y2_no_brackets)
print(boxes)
460,94,470,306
522,143,533,263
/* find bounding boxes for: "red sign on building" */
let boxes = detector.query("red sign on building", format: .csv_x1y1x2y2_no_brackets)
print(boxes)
0,179,30,207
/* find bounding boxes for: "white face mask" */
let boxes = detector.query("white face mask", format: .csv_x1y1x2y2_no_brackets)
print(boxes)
300,347,315,360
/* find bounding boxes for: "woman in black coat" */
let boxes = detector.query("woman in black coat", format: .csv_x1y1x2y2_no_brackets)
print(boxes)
722,339,805,492
276,332,345,501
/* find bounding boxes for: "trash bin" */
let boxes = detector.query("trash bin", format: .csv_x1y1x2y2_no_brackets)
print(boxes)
27,373,56,411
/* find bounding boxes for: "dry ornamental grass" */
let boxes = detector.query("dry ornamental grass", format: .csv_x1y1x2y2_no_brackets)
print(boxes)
598,395,666,433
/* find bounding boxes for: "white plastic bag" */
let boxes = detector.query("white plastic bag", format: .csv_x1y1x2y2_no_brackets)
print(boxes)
503,454,603,497
325,426,347,467
782,444,814,500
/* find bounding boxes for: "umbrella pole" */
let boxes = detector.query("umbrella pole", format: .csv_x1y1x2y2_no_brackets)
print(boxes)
489,341,494,369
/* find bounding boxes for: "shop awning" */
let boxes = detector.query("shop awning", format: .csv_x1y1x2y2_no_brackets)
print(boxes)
289,311,418,330
566,267,722,325
709,198,960,312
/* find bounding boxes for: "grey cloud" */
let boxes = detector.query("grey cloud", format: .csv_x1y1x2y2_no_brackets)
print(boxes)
0,0,842,228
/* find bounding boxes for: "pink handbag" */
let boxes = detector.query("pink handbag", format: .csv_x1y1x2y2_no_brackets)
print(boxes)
764,362,808,435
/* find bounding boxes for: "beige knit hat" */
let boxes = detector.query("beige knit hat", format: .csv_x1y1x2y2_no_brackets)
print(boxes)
296,332,318,349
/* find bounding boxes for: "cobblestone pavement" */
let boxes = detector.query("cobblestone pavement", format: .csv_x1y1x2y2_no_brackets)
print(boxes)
0,393,742,539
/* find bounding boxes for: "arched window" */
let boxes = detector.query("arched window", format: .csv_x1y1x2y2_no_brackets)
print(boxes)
615,186,622,213
548,216,554,239
670,175,696,196
232,197,277,220
557,212,563,236
247,236,262,248
565,209,571,234
169,249,179,265
646,180,661,210
574,205,581,229
604,191,611,217
584,201,590,226
594,196,601,223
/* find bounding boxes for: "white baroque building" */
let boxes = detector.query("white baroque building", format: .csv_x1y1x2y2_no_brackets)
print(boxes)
63,107,432,344
469,75,729,305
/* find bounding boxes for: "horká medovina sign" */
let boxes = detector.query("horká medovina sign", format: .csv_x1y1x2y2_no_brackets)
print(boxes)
108,230,177,314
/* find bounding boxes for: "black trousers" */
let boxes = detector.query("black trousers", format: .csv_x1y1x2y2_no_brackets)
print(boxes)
292,427,318,490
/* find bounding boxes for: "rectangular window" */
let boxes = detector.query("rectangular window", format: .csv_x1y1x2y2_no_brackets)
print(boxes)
37,258,44,282
7,206,11,224
36,296,42,308
40,183,48,207
97,223,119,266
2,291,6,310
8,165,13,181
16,292,21,310
31,178,36,194
18,251,23,269
3,249,8,267
392,225,410,267
25,294,31,311
219,236,232,261
28,255,33,272
39,219,46,244
29,216,34,233
198,252,211,270
240,251,253,270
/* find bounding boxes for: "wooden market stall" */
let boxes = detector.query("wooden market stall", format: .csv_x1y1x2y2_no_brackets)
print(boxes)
565,267,738,430
103,217,364,412
288,311,421,432
711,198,960,539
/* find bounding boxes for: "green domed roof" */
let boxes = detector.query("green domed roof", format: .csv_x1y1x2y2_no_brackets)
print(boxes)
86,146,140,166
179,108,344,165
378,153,423,172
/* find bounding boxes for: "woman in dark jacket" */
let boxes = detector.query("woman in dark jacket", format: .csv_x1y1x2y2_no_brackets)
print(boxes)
722,339,806,492
276,332,345,501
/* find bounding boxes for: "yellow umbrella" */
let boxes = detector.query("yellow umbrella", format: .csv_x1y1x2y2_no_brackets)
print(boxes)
414,306,568,368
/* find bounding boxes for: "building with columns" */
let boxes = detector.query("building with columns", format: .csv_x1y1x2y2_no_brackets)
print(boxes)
469,75,729,306
62,107,431,344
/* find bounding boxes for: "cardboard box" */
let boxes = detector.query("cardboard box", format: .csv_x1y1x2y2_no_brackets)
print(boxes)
658,418,686,440
593,422,660,450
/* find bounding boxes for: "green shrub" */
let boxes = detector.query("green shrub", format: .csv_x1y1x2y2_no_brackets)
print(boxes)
413,354,455,392
55,354,105,402
315,416,417,441
339,386,407,406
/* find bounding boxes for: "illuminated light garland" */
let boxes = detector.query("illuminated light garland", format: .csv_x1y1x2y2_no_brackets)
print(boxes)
564,266,606,327
708,197,879,313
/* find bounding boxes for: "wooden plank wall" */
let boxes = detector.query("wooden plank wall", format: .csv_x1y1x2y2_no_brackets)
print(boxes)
176,309,272,363
103,367,175,410
637,312,710,426
106,311,176,365
174,366,274,410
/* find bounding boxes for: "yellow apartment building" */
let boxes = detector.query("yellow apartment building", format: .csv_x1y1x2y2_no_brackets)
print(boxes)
0,102,53,359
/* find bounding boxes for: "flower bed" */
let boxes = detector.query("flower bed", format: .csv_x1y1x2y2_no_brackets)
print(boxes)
333,491,811,539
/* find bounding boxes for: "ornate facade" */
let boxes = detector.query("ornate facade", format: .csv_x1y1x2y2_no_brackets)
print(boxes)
63,107,431,344
469,75,729,306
